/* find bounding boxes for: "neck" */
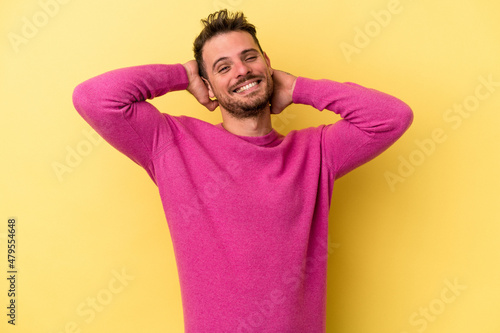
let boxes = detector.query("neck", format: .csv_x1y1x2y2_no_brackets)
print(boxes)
220,106,273,137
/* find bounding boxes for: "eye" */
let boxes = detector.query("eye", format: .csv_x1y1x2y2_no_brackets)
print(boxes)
218,66,230,73
246,56,257,62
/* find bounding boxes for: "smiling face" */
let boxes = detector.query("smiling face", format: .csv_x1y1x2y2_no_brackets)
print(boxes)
202,30,274,119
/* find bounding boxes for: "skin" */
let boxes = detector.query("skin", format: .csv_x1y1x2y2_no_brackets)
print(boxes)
183,30,297,137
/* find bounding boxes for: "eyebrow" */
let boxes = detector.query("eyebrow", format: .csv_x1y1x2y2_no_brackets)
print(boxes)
211,48,260,73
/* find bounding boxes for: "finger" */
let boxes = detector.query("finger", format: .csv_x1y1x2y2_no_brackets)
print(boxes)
205,99,219,111
197,95,213,109
270,104,281,114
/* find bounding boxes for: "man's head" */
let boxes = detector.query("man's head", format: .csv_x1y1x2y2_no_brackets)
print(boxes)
193,10,274,119
194,10,264,79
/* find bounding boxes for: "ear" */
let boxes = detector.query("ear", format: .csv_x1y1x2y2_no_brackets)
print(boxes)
202,77,216,99
263,52,273,76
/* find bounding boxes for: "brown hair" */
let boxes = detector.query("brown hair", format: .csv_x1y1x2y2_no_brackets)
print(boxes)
193,9,264,79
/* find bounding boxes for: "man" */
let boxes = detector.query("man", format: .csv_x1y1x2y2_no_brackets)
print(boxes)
73,9,413,333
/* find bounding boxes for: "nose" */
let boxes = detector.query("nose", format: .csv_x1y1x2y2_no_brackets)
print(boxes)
234,60,251,77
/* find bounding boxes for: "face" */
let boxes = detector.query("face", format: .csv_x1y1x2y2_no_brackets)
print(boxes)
202,31,274,119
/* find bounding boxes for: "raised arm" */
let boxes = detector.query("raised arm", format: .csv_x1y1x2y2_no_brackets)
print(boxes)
292,76,413,179
183,60,219,111
72,64,190,172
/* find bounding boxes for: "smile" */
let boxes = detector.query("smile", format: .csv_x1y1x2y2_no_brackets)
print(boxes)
234,80,260,93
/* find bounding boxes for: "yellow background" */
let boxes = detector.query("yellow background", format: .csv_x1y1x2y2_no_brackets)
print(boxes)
1,0,499,332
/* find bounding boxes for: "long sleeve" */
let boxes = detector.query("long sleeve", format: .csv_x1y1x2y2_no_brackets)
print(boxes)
72,64,190,175
292,77,413,179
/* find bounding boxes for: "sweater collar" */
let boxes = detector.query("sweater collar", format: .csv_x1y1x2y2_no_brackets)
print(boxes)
216,123,282,147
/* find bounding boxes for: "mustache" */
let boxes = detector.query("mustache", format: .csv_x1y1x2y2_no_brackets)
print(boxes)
229,74,264,92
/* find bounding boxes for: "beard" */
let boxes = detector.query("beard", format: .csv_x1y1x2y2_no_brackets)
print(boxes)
215,74,274,119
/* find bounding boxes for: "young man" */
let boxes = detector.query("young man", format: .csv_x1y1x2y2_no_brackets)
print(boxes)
73,9,413,333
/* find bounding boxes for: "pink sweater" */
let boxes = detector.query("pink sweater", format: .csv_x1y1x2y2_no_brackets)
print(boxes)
73,64,412,332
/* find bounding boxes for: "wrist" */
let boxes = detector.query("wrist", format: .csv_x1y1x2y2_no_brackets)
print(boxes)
290,76,297,100
291,77,307,105
182,60,198,86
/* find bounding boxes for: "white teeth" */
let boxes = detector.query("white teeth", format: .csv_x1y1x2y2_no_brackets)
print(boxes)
235,81,258,93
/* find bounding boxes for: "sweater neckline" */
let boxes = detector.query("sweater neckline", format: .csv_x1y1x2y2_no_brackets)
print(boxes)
216,123,280,147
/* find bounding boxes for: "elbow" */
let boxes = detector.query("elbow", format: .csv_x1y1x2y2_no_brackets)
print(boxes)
397,102,414,134
369,101,413,139
367,100,413,138
72,84,82,110
72,81,96,119
390,100,413,133
382,98,413,136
